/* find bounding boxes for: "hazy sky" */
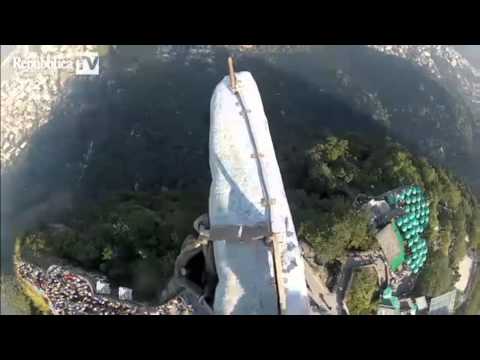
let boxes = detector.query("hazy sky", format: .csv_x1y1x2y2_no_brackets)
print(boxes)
453,45,480,69
2,45,479,68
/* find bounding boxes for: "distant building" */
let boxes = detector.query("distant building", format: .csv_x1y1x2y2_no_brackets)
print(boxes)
415,296,429,313
369,185,431,275
367,199,391,219
379,287,418,315
118,287,133,301
377,304,398,315
96,280,111,295
365,196,407,272
399,298,417,315
429,290,456,315
366,198,404,229
378,290,459,316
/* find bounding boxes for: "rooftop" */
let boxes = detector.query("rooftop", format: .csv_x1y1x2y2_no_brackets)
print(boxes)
376,223,405,271
429,290,457,315
377,304,398,315
415,296,429,311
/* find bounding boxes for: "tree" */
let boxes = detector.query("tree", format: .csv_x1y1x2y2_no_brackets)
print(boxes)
449,208,468,266
306,137,358,194
299,220,348,263
102,246,113,261
346,211,376,251
415,250,453,297
418,158,438,186
308,136,350,162
298,209,374,263
439,223,454,256
446,186,463,210
70,240,101,267
384,150,422,186
449,237,467,268
24,233,49,257
17,190,207,303
468,206,480,250
346,268,379,315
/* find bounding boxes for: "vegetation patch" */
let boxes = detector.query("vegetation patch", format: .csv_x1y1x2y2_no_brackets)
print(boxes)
346,267,379,315
17,190,206,302
17,276,51,315
289,135,479,298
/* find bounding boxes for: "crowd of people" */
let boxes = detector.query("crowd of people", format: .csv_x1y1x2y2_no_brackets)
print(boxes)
16,262,192,315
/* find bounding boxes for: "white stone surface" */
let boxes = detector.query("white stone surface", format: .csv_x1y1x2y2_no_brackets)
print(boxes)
209,71,310,315
455,254,473,292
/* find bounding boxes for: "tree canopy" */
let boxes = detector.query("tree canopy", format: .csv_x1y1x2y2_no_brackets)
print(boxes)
294,135,478,298
18,134,478,305
18,191,206,301
346,268,379,315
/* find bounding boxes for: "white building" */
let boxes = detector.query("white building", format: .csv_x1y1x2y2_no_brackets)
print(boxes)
96,280,111,295
429,290,457,315
118,287,133,301
415,296,429,313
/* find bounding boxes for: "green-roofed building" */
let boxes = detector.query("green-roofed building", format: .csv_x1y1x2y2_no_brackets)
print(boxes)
383,286,393,299
377,185,431,273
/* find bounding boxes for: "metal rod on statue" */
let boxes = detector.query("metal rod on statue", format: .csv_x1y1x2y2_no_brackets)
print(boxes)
270,233,287,314
228,56,237,93
227,57,286,314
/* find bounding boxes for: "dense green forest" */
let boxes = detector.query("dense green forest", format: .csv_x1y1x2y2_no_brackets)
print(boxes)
6,46,479,309
18,134,479,303
18,191,206,301
272,46,480,194
290,135,479,298
298,132,480,308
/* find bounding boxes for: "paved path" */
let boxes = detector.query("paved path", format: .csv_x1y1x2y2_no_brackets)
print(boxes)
462,250,479,307
304,261,338,314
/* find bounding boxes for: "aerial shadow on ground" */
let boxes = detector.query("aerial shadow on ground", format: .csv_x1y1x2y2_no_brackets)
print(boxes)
269,46,480,194
1,46,390,275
